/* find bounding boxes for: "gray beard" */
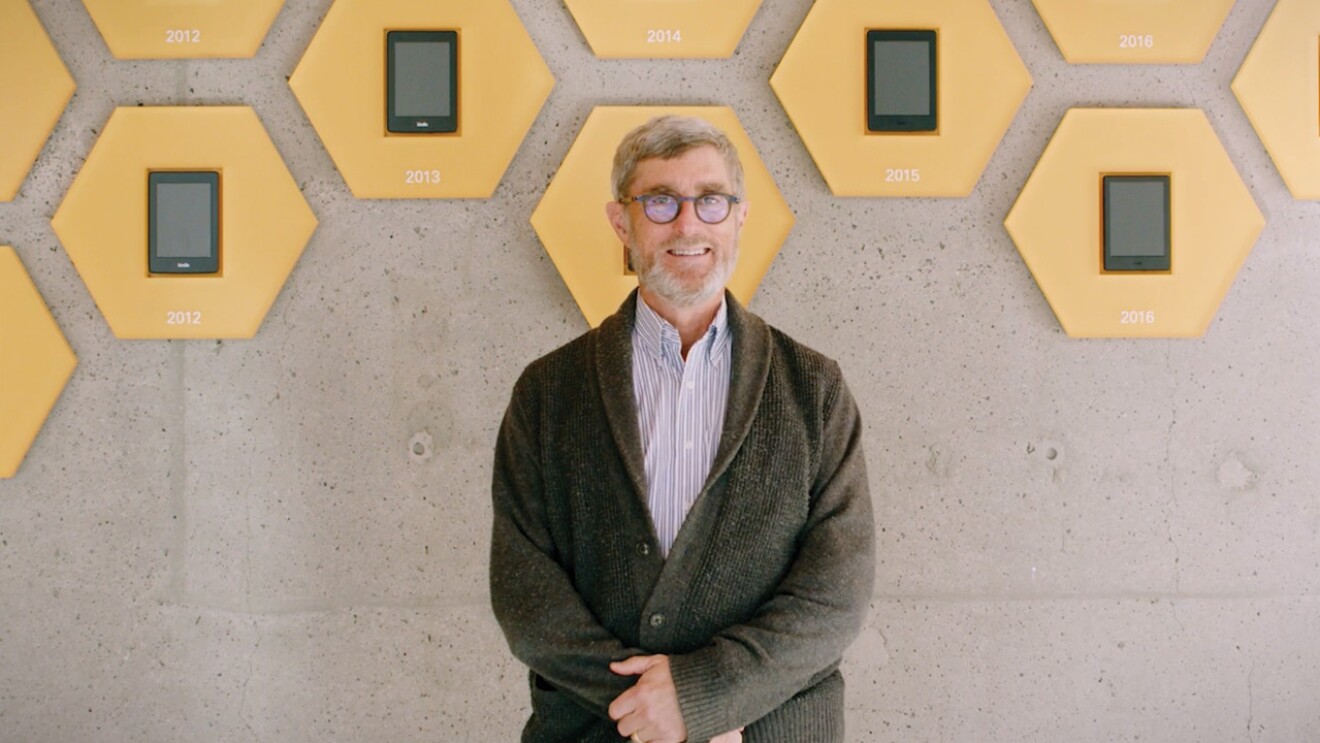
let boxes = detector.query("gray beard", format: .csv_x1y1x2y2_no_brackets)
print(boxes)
630,240,737,308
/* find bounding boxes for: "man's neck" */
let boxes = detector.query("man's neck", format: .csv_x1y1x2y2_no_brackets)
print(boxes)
638,288,724,360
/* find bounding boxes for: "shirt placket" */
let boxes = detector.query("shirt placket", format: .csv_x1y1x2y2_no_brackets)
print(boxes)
678,336,711,526
654,333,681,549
706,346,724,454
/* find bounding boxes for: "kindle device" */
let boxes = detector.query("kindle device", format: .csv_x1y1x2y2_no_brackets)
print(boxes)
866,29,937,133
149,171,220,275
387,30,458,134
1103,175,1171,272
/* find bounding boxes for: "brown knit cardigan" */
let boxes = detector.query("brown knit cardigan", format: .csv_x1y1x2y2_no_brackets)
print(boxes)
491,291,875,742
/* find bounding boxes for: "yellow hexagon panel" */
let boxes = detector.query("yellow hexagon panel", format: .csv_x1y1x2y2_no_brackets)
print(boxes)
80,0,285,59
0,0,75,202
770,0,1030,197
1004,109,1264,339
564,0,762,58
1031,0,1233,64
531,106,794,328
0,247,77,479
1233,0,1320,199
289,0,553,199
51,106,317,340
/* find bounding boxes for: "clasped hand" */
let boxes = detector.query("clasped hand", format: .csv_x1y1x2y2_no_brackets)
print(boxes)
608,654,743,743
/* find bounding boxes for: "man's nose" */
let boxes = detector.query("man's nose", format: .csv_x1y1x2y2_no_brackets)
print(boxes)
671,200,703,233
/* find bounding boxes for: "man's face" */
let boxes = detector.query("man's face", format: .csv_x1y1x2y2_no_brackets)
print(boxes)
607,145,749,310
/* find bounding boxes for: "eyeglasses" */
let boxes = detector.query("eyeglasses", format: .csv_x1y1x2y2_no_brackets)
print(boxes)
619,192,741,225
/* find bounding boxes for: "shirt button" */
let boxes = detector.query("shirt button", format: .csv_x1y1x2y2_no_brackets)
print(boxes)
686,381,694,390
684,440,693,450
649,613,665,628
636,542,651,557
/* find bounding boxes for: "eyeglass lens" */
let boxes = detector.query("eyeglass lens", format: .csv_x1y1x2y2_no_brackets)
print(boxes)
639,194,732,225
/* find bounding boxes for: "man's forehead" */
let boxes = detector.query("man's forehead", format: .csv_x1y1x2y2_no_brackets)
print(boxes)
630,146,732,190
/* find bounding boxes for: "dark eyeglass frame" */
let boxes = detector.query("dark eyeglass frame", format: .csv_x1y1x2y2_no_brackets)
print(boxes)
619,192,741,225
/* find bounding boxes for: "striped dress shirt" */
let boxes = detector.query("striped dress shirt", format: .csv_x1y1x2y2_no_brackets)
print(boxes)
632,297,732,556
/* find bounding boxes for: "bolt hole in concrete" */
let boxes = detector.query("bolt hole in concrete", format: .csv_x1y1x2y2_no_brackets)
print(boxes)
409,431,433,462
1026,442,1060,461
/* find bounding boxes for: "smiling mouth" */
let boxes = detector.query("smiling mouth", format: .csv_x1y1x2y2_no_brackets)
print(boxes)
668,247,710,257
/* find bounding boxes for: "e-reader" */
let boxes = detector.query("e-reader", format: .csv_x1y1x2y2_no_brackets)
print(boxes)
866,29,938,133
387,30,459,134
1103,175,1171,272
149,171,220,275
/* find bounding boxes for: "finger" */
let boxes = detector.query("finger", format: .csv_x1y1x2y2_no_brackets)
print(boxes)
607,689,637,721
614,711,653,741
614,714,636,738
609,654,658,676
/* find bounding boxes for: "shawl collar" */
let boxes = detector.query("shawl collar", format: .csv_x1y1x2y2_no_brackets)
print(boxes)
703,291,771,494
595,291,648,507
593,289,773,531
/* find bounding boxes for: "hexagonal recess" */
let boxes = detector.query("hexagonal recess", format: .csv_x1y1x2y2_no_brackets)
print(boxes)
564,0,762,58
289,0,553,199
0,247,77,479
0,0,75,201
1004,109,1264,338
1232,0,1320,199
51,106,317,340
770,0,1030,197
80,0,285,59
1031,0,1233,64
531,106,794,328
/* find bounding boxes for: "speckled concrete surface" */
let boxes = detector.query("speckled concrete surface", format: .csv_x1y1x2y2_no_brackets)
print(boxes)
1,0,1317,740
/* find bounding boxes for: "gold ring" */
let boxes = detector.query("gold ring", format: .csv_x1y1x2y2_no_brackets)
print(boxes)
630,736,645,743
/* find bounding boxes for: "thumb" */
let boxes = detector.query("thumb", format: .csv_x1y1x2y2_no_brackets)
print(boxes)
609,654,658,676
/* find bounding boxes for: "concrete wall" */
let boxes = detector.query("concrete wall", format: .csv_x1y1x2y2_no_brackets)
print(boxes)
2,0,1317,740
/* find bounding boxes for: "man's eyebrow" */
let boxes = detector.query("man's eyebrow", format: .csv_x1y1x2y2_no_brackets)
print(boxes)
637,181,731,195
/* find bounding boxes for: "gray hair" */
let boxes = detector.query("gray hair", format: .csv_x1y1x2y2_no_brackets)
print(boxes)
611,115,746,200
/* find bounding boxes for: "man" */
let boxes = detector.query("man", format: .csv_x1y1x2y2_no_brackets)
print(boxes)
491,115,875,743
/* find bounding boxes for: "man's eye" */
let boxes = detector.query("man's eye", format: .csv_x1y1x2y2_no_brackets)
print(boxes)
648,195,676,206
697,194,723,207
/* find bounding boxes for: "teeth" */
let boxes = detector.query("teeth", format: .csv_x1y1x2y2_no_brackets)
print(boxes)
671,249,707,256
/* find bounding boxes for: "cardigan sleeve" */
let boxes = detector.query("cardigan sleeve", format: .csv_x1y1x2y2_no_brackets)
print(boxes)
489,369,642,719
667,368,876,741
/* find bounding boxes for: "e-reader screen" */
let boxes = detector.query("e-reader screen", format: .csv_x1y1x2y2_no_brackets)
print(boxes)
874,41,930,116
149,171,219,275
387,31,458,134
393,41,452,117
867,30,937,133
1104,175,1170,271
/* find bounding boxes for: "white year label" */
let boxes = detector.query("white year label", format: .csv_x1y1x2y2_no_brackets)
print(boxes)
405,169,441,185
646,29,682,44
165,29,201,44
166,311,202,326
1120,310,1155,325
885,168,921,183
1119,34,1154,49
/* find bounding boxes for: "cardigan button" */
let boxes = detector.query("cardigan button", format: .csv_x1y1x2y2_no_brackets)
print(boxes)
636,542,651,557
649,613,666,628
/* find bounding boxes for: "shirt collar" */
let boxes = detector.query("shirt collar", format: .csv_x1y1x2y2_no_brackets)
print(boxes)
634,294,731,364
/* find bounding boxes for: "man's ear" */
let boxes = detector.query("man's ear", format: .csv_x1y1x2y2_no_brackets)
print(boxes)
606,200,630,245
